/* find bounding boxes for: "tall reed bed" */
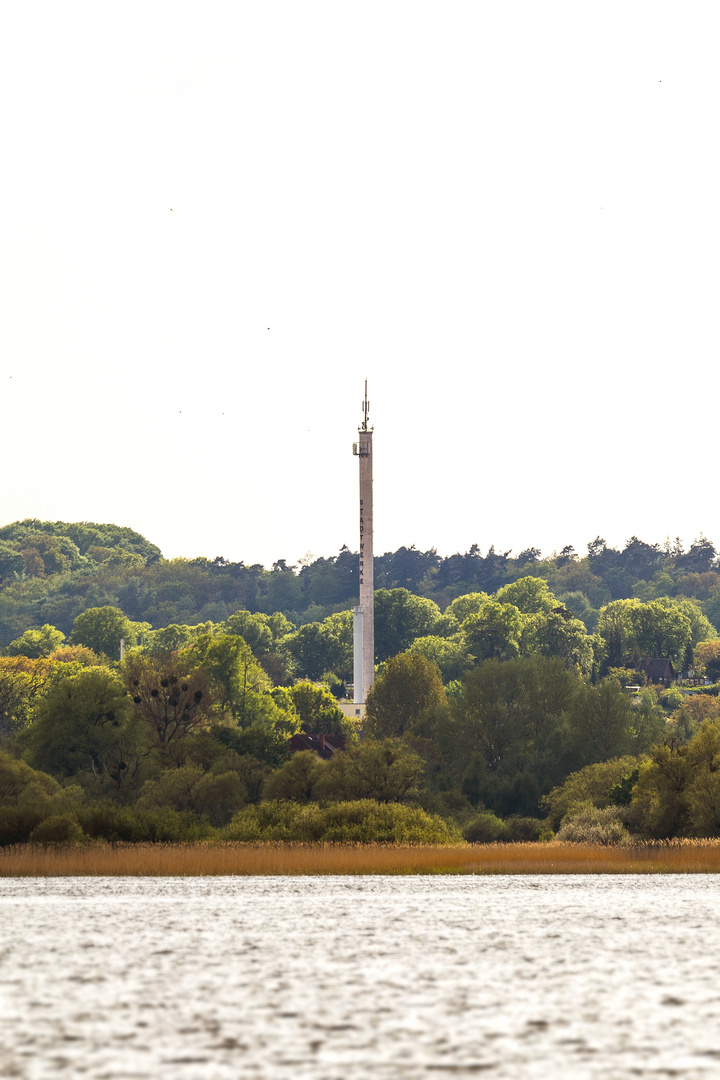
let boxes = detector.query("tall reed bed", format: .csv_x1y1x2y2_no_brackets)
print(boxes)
3,840,720,876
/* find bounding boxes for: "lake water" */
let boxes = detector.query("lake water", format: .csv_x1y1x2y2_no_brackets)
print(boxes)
1,875,720,1078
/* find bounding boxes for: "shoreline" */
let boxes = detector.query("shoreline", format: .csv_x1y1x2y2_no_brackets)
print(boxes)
3,840,720,877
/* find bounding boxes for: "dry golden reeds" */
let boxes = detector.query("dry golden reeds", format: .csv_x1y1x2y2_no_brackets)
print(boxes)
3,839,720,877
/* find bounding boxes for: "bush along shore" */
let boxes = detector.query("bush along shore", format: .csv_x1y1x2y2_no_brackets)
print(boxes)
5,839,720,877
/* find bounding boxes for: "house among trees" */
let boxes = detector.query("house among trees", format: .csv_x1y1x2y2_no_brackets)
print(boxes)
637,658,675,687
289,733,346,760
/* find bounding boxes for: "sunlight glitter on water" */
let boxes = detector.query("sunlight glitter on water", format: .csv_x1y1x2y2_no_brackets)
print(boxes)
2,876,720,1078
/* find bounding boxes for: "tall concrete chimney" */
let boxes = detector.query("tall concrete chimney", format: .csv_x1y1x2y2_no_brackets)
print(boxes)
352,381,374,702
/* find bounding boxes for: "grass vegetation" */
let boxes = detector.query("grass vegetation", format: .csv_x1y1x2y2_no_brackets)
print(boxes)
5,839,720,877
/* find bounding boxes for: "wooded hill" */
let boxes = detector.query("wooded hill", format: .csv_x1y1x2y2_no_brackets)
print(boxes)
1,519,718,645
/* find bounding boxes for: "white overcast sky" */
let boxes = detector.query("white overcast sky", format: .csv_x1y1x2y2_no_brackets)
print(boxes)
1,2,717,568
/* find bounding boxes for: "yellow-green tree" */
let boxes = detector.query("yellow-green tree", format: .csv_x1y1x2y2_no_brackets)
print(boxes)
5,624,65,658
495,577,558,614
694,640,720,682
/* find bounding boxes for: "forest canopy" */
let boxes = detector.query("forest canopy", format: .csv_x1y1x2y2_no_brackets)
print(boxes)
2,520,720,848
0,520,718,645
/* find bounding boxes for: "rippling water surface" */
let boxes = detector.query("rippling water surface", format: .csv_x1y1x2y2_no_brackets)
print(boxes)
2,875,720,1078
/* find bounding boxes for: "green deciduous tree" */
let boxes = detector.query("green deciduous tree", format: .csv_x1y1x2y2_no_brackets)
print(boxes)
453,657,579,816
15,531,84,578
631,740,696,838
315,738,426,803
703,590,720,635
136,762,204,813
374,589,442,662
667,693,720,742
136,762,248,825
22,667,143,789
318,610,353,676
282,621,346,681
364,652,447,738
0,750,84,844
185,633,272,724
262,751,324,802
47,645,102,666
224,611,273,655
217,716,298,768
407,635,473,683
144,623,215,655
694,640,720,682
631,602,692,666
597,599,693,670
520,610,595,675
0,665,36,738
70,606,137,660
631,719,720,839
461,601,524,662
0,541,25,581
630,688,668,752
179,642,303,768
285,681,347,735
656,598,716,650
681,722,720,837
567,680,636,765
445,592,491,623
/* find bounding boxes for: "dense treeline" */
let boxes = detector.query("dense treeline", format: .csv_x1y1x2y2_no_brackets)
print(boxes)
1,520,720,644
2,635,720,846
2,520,720,847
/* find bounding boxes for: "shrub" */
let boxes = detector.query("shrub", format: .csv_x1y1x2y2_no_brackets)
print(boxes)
555,806,632,846
318,801,460,844
659,687,684,711
262,752,323,803
0,752,84,843
607,667,644,688
192,771,248,826
135,764,248,826
463,811,509,843
78,803,151,843
0,807,44,845
28,813,85,845
138,807,213,843
222,800,461,844
504,816,545,842
540,757,641,829
78,802,214,843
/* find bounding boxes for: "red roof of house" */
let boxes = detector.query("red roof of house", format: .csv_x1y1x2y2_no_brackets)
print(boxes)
637,658,675,682
289,733,346,759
